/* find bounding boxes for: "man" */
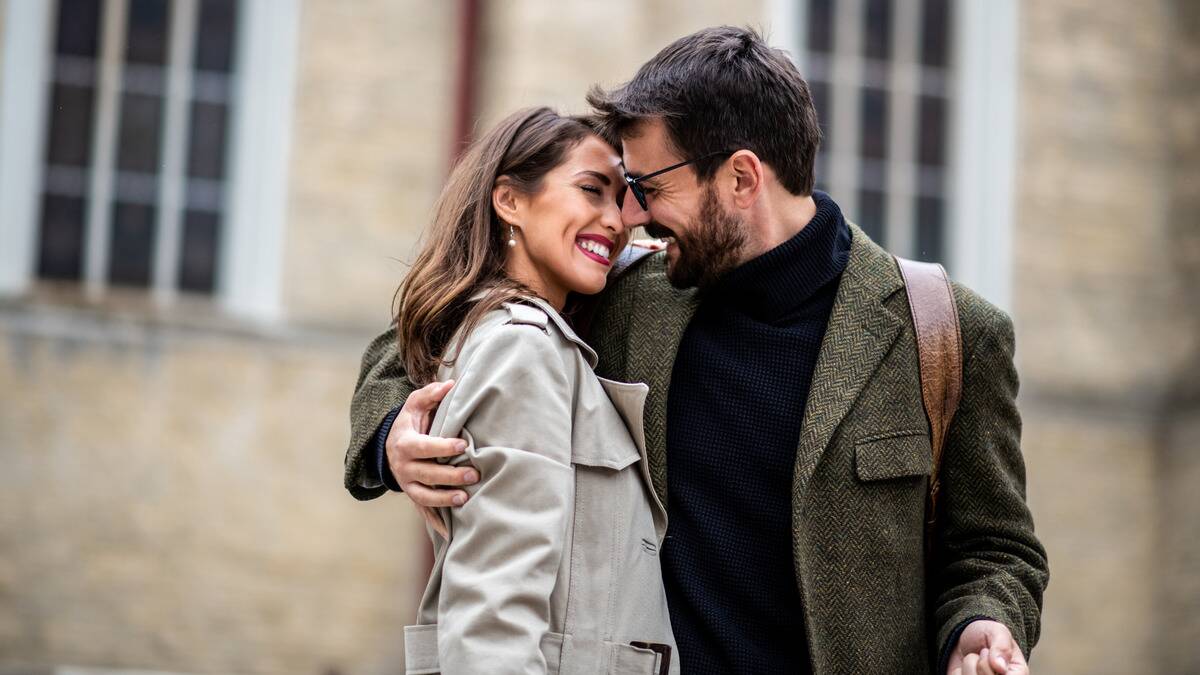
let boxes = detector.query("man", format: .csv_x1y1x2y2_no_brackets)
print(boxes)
345,26,1048,674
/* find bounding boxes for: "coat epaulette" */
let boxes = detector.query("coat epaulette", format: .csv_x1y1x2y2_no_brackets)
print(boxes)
503,302,549,332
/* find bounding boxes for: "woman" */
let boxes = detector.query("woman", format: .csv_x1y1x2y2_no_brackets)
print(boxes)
396,107,678,675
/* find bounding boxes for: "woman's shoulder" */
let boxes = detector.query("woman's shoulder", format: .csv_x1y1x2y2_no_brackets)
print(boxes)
444,301,580,379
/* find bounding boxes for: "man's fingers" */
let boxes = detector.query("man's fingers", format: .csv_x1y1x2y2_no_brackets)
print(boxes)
408,461,478,488
417,505,448,540
409,435,469,460
1000,642,1027,673
976,648,997,674
403,482,470,508
962,653,979,675
403,380,455,417
947,651,965,675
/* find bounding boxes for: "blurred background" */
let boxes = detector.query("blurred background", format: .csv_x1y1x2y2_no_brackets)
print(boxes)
0,0,1196,673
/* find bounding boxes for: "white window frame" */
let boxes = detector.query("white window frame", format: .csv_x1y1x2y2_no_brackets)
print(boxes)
768,0,1018,311
0,0,299,322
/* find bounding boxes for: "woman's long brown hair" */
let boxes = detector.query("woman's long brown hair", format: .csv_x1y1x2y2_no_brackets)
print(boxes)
396,107,606,385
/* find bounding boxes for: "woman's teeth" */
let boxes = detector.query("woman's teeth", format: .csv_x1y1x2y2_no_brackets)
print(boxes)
578,239,611,258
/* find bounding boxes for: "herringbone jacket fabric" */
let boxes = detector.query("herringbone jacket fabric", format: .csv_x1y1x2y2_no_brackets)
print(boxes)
344,223,1049,674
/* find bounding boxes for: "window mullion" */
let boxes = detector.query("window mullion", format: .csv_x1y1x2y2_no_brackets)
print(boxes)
83,0,129,298
885,0,919,258
153,0,200,303
827,0,863,219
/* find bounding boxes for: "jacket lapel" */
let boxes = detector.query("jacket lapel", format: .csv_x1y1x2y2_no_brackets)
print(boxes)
792,223,905,501
625,264,699,505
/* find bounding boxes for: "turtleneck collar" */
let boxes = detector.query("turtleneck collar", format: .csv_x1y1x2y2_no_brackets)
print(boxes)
707,191,851,321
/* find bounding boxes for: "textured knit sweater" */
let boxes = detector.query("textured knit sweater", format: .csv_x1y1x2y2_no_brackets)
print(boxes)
661,192,850,673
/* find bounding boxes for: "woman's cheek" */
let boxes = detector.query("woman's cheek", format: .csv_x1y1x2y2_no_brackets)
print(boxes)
609,230,631,263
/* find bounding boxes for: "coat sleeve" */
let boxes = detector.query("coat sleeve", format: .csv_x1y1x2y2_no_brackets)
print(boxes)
344,326,417,501
434,324,576,675
932,307,1050,658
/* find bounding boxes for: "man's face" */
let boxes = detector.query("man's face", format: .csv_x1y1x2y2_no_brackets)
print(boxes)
620,119,746,289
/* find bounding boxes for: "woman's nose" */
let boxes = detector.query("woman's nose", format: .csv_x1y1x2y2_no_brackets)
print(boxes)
619,190,650,229
604,198,627,234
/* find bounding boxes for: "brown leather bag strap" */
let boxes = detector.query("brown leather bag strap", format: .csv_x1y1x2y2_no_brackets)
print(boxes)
894,256,963,555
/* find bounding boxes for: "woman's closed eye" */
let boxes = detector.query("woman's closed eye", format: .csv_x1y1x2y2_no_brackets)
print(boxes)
580,184,603,196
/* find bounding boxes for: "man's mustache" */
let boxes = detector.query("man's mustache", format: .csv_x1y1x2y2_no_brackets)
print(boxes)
643,222,677,240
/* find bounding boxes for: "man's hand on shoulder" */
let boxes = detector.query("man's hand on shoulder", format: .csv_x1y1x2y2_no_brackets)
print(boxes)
947,620,1029,674
387,380,479,538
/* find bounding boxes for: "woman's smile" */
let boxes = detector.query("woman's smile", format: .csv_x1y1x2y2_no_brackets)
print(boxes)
575,233,614,266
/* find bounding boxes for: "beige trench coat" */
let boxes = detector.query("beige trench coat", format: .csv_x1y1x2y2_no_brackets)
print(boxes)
403,297,679,675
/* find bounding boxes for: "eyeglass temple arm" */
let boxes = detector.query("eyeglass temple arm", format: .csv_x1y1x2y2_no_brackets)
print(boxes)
626,151,732,185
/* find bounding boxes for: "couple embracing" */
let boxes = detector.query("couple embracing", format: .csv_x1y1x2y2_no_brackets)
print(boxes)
344,26,1048,675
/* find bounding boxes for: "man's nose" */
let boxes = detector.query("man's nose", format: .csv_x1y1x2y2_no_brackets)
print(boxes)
620,190,650,229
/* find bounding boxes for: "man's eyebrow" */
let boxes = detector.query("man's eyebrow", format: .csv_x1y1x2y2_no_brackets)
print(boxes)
620,162,644,180
575,170,613,185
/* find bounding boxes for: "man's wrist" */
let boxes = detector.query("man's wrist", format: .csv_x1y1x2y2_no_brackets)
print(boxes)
938,615,993,674
373,406,404,492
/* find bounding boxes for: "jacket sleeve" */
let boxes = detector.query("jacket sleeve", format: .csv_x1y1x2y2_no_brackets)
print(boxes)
344,326,417,501
435,324,575,675
932,307,1050,659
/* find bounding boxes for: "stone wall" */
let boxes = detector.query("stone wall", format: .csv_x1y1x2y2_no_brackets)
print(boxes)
0,310,425,674
282,0,457,331
1015,0,1200,672
475,0,768,127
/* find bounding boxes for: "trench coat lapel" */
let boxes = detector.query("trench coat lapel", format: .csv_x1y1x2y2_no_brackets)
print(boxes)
792,223,905,501
626,274,699,506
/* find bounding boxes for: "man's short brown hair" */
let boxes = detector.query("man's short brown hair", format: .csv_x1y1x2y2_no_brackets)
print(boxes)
588,26,821,196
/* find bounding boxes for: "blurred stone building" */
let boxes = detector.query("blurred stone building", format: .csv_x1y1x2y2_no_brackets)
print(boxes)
0,0,1195,673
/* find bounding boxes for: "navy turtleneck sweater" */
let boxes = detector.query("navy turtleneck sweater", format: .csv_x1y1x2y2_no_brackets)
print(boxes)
662,192,851,673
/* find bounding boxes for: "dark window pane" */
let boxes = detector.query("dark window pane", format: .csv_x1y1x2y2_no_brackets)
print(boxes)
917,95,946,166
195,0,238,73
915,196,944,262
125,0,169,65
45,85,96,166
921,0,952,68
864,0,892,60
808,0,835,54
116,93,163,172
857,189,886,246
179,211,220,293
37,195,87,280
55,0,105,57
108,202,156,286
860,87,889,159
187,102,228,179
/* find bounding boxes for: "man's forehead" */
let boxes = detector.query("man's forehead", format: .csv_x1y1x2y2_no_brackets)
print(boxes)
620,121,680,175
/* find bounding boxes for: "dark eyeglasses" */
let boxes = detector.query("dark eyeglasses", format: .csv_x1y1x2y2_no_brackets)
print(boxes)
621,151,733,211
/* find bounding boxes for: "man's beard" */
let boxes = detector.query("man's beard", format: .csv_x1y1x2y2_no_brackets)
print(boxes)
662,186,747,290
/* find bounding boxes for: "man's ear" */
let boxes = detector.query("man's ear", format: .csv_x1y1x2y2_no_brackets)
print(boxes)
727,150,764,210
492,178,523,226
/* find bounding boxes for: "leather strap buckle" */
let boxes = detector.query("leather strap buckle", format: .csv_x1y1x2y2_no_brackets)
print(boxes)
630,641,672,675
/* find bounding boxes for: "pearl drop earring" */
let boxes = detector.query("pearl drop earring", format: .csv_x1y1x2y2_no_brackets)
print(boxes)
507,225,517,248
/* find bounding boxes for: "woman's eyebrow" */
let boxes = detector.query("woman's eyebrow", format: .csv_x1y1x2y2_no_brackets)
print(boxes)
574,170,613,185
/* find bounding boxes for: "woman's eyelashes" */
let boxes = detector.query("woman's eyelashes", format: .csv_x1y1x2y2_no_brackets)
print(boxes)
579,184,603,196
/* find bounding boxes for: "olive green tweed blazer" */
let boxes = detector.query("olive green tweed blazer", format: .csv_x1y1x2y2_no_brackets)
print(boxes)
344,224,1048,673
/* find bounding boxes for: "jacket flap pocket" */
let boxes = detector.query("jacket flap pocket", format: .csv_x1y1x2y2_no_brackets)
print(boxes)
854,431,932,482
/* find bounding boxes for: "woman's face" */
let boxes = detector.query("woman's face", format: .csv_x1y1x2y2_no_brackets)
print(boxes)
499,135,627,307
